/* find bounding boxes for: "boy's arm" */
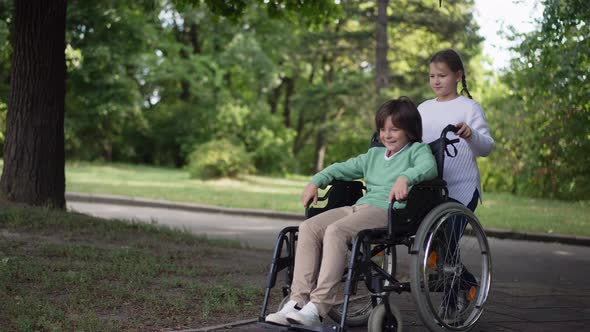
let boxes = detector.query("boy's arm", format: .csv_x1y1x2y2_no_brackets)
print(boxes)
309,152,368,189
398,144,438,185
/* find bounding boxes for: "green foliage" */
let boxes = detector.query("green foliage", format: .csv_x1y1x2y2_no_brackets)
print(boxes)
0,0,483,178
186,139,254,180
501,0,590,200
0,2,11,158
206,103,296,174
240,107,297,174
65,1,159,161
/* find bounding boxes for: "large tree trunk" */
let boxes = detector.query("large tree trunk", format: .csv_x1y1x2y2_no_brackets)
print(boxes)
375,0,389,93
0,0,67,209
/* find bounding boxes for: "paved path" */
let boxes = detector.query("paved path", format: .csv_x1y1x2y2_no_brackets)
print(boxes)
67,196,590,331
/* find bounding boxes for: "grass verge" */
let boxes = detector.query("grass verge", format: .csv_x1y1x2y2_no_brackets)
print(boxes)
0,200,273,331
63,161,590,237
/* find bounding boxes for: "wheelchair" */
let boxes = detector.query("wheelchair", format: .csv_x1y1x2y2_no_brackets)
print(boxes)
258,125,492,332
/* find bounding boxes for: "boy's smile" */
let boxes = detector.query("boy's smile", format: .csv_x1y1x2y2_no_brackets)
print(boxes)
379,116,409,156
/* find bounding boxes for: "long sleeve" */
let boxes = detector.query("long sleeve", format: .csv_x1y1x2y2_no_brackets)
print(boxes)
466,102,494,157
398,144,438,185
310,153,367,189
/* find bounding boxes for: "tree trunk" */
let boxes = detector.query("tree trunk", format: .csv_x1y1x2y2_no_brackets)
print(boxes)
375,0,389,93
283,76,294,128
268,78,284,114
0,0,67,209
314,130,327,172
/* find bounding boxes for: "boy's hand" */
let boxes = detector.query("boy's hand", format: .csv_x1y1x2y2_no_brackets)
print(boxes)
389,176,409,203
301,183,319,207
455,122,472,139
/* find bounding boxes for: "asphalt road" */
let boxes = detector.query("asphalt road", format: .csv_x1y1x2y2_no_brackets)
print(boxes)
67,200,590,331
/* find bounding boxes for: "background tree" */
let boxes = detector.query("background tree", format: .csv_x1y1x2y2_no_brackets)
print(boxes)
375,0,390,93
488,0,589,199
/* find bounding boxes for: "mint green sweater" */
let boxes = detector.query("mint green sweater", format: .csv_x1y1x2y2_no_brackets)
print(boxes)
310,143,438,210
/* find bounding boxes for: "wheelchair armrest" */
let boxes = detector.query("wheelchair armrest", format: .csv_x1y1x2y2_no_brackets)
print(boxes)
305,180,365,219
387,179,449,236
412,179,448,191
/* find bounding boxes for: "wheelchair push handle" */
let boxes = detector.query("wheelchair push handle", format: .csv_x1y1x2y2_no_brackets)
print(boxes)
441,124,459,139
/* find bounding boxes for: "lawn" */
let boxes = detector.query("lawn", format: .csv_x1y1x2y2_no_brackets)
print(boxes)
0,160,588,237
61,161,590,237
0,200,275,331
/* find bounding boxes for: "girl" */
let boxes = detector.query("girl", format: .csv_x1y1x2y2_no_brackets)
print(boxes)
418,49,494,317
265,97,438,327
418,48,494,211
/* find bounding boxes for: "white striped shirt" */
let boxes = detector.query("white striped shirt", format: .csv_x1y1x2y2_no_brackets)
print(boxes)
418,96,494,205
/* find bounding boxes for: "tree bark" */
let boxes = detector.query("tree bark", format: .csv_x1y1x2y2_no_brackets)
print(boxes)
0,0,67,209
283,76,294,128
314,130,327,172
268,78,284,115
375,0,390,93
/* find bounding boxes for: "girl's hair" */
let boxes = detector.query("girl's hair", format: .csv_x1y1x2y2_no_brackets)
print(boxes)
430,49,473,99
375,97,422,143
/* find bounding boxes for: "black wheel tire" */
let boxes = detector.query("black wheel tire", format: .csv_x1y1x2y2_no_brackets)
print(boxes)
328,247,396,327
367,302,403,332
410,202,491,332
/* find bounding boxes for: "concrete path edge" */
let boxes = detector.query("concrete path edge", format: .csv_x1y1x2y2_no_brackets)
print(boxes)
66,192,590,247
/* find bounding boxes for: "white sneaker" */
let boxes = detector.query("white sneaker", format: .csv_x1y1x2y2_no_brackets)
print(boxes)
285,301,322,326
265,300,299,326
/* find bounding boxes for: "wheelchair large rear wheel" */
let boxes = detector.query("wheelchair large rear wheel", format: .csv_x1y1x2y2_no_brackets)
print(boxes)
410,202,491,331
328,246,396,326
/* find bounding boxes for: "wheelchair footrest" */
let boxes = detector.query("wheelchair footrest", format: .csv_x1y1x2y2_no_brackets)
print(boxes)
257,321,292,331
256,322,343,332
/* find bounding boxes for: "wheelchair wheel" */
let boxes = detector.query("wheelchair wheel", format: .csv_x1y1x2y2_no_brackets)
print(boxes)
410,202,491,331
367,298,403,332
327,246,396,327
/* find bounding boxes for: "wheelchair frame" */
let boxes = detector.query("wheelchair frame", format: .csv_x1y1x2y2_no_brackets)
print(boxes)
258,125,492,332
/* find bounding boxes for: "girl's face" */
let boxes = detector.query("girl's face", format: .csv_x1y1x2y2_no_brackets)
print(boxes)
379,116,410,156
429,62,462,101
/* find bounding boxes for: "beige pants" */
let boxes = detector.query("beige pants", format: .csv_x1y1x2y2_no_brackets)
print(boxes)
290,204,387,316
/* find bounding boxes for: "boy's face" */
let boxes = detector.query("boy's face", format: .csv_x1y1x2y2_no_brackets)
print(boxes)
429,62,462,101
379,116,409,155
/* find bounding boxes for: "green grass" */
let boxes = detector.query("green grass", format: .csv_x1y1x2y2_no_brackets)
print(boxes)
0,203,270,330
62,161,590,237
66,161,307,212
1,160,588,236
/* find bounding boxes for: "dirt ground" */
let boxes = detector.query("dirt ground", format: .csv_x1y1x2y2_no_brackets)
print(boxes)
0,201,285,331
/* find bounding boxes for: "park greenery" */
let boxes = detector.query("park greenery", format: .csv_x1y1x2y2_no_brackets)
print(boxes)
0,0,587,202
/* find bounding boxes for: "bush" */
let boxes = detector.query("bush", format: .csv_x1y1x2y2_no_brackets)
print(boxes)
214,103,297,175
186,139,254,180
242,111,297,175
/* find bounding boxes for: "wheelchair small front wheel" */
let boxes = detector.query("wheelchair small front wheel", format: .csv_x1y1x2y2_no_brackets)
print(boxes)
410,202,491,331
367,302,403,332
328,246,396,326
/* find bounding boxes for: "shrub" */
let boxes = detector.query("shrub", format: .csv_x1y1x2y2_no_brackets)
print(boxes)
186,139,254,180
